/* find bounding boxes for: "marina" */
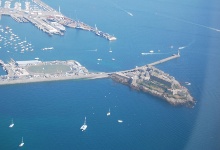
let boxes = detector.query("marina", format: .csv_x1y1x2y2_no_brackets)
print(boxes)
0,26,34,54
0,0,117,40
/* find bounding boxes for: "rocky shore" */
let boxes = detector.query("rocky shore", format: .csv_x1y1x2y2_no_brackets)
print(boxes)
110,65,194,107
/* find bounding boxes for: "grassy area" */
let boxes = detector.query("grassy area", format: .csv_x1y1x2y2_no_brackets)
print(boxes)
26,64,71,74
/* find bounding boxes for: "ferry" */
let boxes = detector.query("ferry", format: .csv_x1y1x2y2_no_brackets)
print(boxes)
80,117,87,131
19,137,24,147
9,119,14,128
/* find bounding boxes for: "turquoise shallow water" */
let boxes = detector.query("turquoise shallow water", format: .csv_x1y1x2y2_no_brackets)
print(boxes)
0,0,220,149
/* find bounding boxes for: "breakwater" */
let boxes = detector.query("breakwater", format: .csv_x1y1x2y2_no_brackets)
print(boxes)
0,53,193,106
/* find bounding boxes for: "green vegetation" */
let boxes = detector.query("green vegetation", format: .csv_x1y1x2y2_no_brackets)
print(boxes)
27,64,70,74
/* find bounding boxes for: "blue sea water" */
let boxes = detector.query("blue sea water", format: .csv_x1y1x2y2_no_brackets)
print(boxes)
0,0,220,149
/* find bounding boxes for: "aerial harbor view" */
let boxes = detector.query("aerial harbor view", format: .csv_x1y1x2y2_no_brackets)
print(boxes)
0,0,219,150
0,0,117,40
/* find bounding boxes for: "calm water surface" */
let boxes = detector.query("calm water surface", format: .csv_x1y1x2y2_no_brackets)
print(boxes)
0,0,220,149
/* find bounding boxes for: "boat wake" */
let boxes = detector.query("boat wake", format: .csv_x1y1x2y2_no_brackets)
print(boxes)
110,1,133,17
156,13,220,33
86,49,98,52
178,40,195,50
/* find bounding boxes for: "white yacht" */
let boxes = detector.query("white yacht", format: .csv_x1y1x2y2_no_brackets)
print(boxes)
185,82,191,85
107,108,111,116
9,119,14,128
118,120,123,123
127,12,133,16
80,117,87,131
109,48,112,53
19,137,24,147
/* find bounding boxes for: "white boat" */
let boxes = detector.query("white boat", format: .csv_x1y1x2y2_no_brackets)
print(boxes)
97,58,102,61
127,12,133,16
80,117,87,131
109,48,112,53
108,36,117,41
118,120,123,123
9,119,14,128
107,108,111,116
19,137,24,147
112,58,115,61
178,46,185,50
35,57,39,60
149,50,154,53
42,47,54,50
185,82,191,85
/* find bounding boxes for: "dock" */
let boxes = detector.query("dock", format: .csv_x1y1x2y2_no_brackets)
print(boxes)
0,0,116,40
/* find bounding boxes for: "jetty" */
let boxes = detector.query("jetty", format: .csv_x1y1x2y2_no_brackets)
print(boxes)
0,0,116,40
148,51,180,66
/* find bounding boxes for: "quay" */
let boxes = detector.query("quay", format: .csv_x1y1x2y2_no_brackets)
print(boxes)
0,0,116,40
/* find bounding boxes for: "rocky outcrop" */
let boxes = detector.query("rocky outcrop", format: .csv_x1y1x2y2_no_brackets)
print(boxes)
110,66,195,107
